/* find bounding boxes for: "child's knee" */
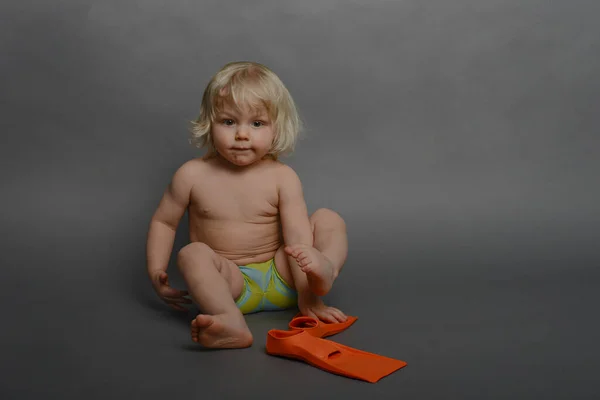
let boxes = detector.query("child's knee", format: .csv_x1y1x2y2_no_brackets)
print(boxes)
177,242,214,269
311,208,346,231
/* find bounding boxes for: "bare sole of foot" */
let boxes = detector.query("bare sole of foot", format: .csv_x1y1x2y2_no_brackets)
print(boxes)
285,245,336,296
190,313,253,349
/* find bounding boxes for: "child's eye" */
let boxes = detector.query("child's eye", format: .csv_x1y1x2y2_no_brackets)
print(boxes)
222,119,234,126
253,121,264,127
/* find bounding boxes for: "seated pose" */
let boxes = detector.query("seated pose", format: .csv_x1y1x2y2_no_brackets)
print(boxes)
146,61,348,349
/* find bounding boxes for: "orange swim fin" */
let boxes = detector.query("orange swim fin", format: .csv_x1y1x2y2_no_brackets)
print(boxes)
266,329,407,383
288,314,358,338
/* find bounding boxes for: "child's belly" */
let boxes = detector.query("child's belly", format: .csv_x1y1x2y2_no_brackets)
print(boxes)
188,217,282,265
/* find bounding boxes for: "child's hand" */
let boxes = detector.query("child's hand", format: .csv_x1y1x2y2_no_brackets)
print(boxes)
151,271,192,311
297,292,347,323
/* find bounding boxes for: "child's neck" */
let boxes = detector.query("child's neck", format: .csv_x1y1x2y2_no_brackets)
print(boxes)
214,152,272,172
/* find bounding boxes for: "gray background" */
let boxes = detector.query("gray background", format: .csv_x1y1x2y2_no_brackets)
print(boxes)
2,0,599,398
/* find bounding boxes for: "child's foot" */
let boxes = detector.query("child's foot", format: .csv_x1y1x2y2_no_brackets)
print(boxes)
285,244,336,296
190,313,253,349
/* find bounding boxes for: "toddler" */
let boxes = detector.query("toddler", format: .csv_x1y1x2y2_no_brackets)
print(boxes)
146,61,348,349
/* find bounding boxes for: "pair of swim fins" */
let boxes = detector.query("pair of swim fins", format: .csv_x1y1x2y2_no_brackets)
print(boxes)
265,313,407,383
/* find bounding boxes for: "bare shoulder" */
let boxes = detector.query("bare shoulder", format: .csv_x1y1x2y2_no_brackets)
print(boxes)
151,158,207,226
273,161,303,196
167,158,207,204
172,157,206,183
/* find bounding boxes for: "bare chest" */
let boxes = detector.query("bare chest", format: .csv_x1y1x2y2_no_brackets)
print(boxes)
190,174,279,221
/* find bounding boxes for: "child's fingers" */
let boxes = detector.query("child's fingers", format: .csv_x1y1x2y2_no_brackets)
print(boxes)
168,303,187,312
161,287,187,297
159,273,168,284
164,297,192,304
165,297,190,307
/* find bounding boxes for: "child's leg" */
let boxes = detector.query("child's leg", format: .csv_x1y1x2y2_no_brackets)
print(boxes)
282,208,348,296
176,242,252,349
310,208,348,277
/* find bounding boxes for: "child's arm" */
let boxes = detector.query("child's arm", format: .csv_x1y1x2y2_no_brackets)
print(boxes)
146,162,195,284
277,165,314,295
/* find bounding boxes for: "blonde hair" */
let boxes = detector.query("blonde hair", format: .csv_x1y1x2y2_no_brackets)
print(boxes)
189,61,302,160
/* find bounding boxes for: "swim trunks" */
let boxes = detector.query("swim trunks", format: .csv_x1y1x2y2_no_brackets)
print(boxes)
235,258,298,314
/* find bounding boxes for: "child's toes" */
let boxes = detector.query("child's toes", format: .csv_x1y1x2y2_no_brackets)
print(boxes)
300,257,312,266
286,246,303,257
303,264,315,273
285,246,301,257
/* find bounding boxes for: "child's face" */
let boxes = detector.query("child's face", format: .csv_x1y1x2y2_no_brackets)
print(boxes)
211,100,275,167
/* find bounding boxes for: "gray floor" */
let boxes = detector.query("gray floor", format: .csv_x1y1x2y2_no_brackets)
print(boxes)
3,213,599,399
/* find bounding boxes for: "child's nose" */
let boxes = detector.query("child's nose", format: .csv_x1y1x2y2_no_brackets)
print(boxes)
235,126,250,139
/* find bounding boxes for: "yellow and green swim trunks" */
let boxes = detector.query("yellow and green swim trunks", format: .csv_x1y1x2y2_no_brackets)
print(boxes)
234,258,298,314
